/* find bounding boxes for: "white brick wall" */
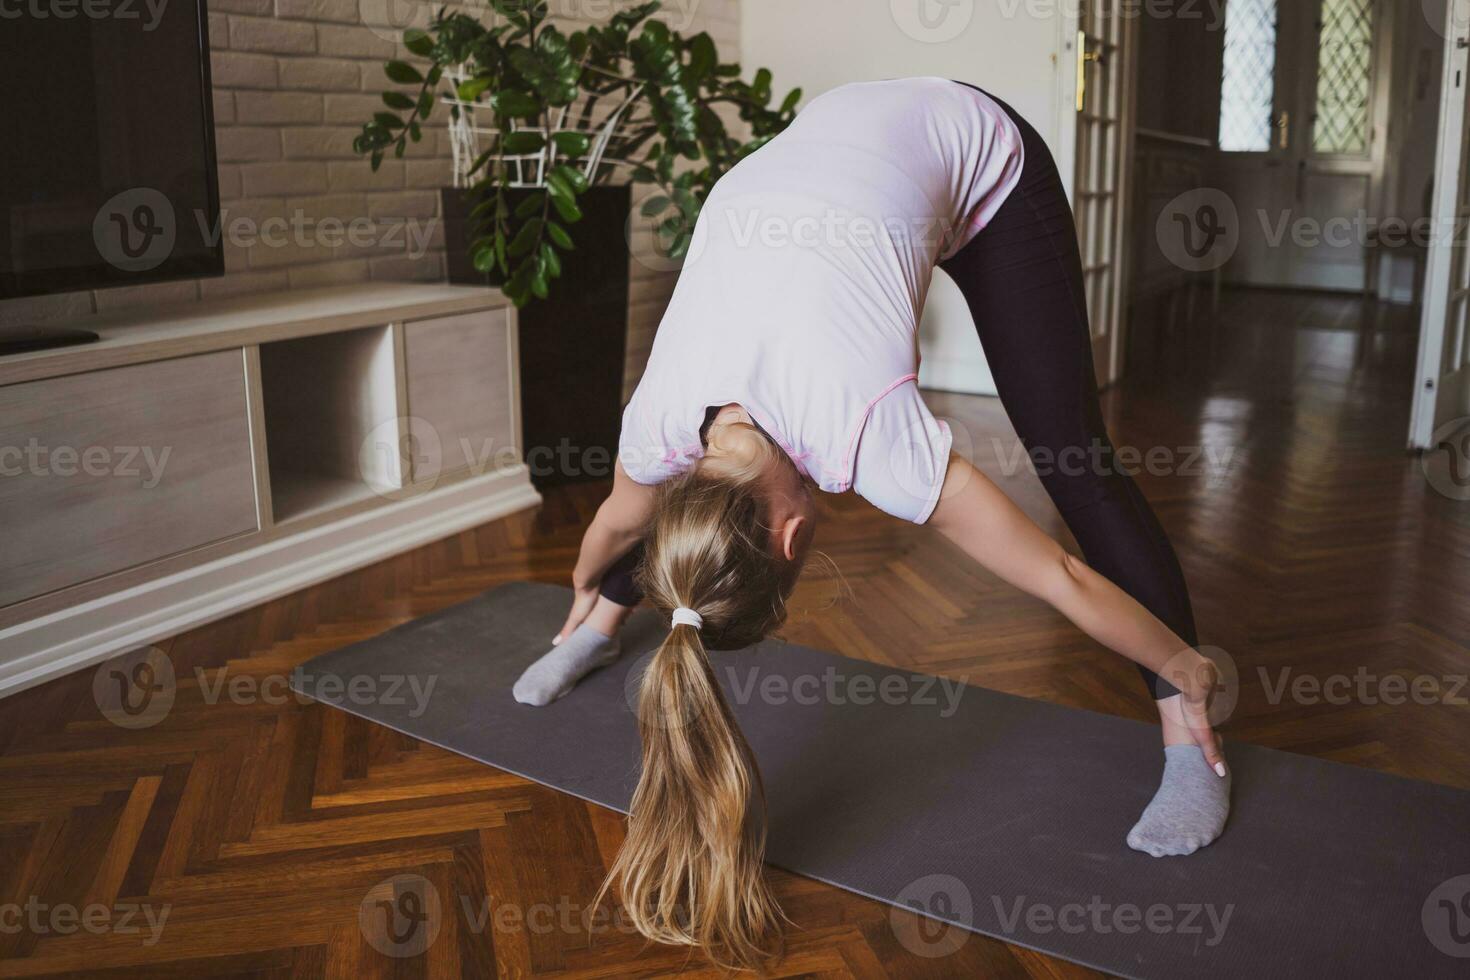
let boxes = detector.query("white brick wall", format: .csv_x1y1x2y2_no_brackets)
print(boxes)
0,0,741,399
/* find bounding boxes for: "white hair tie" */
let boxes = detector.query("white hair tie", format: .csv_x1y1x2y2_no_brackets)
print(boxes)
671,607,704,630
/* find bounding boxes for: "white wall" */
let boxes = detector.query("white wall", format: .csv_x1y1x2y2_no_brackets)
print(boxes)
740,0,1065,144
740,0,1068,394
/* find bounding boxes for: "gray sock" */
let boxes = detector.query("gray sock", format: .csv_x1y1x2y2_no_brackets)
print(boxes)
1127,745,1231,857
512,624,621,706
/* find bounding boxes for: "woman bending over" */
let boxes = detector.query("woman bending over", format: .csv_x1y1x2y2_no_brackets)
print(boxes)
512,78,1230,971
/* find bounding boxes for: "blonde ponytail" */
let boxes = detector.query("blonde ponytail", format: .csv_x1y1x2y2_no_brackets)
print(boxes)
596,437,801,972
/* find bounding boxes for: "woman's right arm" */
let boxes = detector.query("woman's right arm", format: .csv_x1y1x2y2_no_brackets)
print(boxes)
928,453,1227,773
555,460,656,640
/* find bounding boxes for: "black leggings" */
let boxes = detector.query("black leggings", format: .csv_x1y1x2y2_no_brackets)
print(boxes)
602,87,1194,700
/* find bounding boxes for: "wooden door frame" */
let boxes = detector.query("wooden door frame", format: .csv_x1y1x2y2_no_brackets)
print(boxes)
1411,0,1470,448
1054,2,1140,388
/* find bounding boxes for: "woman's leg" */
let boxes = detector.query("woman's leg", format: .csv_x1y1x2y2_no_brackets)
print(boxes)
940,95,1193,700
513,544,641,706
597,543,645,608
940,90,1228,855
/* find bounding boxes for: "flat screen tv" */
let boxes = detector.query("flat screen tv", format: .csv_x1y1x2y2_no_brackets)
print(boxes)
0,1,223,309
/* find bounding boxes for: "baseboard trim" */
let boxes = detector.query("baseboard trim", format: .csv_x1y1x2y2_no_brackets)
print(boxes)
0,468,542,699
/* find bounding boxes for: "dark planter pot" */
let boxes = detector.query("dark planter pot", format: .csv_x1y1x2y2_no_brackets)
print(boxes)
443,184,631,488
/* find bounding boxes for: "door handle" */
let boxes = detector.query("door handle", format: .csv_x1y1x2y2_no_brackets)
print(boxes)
1075,30,1105,112
1276,110,1291,150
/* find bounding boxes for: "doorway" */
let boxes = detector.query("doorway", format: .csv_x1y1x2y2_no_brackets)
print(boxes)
1214,0,1393,292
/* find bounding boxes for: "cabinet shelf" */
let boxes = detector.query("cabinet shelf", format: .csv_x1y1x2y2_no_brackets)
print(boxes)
258,325,402,525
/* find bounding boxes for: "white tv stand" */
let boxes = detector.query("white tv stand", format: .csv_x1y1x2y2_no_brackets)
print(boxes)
0,283,541,697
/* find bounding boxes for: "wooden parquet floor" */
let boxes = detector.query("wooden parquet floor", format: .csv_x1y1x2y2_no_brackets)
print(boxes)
1,290,1466,977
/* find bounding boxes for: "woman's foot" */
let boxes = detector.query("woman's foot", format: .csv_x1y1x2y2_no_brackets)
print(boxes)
513,623,622,706
1127,744,1231,857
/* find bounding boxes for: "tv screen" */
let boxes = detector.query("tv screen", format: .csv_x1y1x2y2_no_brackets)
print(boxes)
0,1,223,299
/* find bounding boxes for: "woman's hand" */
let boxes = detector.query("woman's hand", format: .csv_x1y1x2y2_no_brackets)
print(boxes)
554,580,601,644
1168,654,1229,776
554,460,656,643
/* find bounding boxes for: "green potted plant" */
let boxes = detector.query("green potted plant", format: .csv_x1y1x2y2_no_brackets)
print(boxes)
355,1,798,485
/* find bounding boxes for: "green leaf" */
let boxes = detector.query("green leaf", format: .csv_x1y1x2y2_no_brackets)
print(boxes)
641,18,670,46
508,218,544,257
551,163,588,193
780,87,803,114
640,195,669,217
505,260,535,304
354,122,392,155
490,0,533,27
403,28,434,58
502,131,546,154
471,195,499,219
752,67,772,104
384,60,423,85
550,131,591,157
612,0,660,31
373,111,403,129
545,221,574,249
545,170,575,205
472,243,496,273
508,30,579,106
541,242,562,278
514,193,543,219
550,192,582,223
382,91,415,110
456,76,493,102
686,32,716,82
696,104,725,144
491,89,541,117
531,266,549,299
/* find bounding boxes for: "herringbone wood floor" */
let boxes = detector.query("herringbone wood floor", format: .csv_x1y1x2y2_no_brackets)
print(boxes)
2,291,1467,977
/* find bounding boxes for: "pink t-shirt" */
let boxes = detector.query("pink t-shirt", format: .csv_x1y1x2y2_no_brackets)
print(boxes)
619,77,1023,523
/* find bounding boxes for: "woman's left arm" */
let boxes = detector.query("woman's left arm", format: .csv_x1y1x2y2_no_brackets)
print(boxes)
927,453,1225,770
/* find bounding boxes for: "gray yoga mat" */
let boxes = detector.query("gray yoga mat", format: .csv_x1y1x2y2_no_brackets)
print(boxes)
291,582,1470,978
